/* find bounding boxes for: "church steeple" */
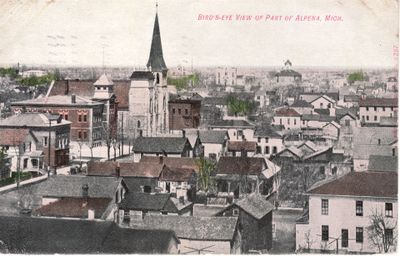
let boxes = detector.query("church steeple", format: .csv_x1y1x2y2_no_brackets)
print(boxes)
146,4,167,72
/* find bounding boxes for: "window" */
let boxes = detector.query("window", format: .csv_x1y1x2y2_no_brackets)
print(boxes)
356,201,363,216
366,116,369,121
185,109,188,115
265,137,269,143
331,166,337,175
178,109,181,115
287,118,290,125
391,107,394,111
392,148,396,156
321,199,329,215
385,229,394,245
320,103,323,108
233,208,239,216
280,118,282,125
342,229,348,248
374,116,377,121
258,137,261,143
294,118,297,125
319,166,325,175
385,203,393,217
64,114,68,120
374,107,377,111
137,120,141,128
272,146,277,154
172,108,176,114
378,139,381,145
265,146,270,155
256,146,261,154
78,114,82,122
322,225,329,241
356,227,363,243
78,131,82,139
237,130,243,137
366,107,369,111
345,119,350,126
383,107,386,111
83,132,87,139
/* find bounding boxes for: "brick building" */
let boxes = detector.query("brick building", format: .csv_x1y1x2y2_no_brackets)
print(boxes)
169,98,201,131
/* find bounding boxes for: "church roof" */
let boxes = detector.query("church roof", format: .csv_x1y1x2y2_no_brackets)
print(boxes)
146,13,167,72
94,73,114,86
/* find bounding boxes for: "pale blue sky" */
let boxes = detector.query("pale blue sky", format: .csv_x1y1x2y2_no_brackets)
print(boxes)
0,0,398,68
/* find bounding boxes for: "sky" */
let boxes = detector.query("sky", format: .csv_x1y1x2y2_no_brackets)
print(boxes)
0,0,398,68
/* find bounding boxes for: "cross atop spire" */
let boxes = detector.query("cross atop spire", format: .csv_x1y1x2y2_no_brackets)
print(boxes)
156,1,158,13
146,6,167,72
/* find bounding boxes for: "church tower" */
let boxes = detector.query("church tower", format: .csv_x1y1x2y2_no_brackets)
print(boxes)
128,4,169,138
146,5,169,134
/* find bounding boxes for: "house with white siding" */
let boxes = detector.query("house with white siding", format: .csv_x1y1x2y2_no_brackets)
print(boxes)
359,98,398,126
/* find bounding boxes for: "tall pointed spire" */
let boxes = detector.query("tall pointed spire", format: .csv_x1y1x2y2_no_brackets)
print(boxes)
146,3,167,72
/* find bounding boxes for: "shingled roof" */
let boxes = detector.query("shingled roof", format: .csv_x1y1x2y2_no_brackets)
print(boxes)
0,113,69,128
275,107,300,117
140,156,199,173
0,216,178,254
0,128,32,146
139,215,239,241
36,176,124,199
217,157,267,176
228,141,257,152
146,13,167,71
359,97,398,107
368,155,398,172
87,161,118,176
120,161,165,178
254,124,282,138
199,130,228,144
233,193,274,220
159,166,196,182
132,137,191,154
308,172,397,198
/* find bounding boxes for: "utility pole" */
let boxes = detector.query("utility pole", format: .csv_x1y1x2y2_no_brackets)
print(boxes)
121,112,124,156
47,118,51,177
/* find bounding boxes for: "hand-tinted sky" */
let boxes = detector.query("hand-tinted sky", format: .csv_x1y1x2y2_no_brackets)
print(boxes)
0,0,398,68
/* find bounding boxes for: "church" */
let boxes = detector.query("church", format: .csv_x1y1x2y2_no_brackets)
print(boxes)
128,9,169,137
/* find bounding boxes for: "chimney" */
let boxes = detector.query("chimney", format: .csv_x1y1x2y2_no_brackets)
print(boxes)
179,196,185,204
71,94,76,104
116,162,120,178
159,156,164,164
240,147,247,157
182,130,186,138
65,80,70,95
88,209,95,220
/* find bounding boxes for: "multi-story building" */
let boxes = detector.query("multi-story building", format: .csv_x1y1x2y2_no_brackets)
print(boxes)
296,171,398,254
215,67,238,86
11,95,103,145
272,107,301,130
169,98,201,131
0,113,71,169
275,60,302,85
359,97,398,126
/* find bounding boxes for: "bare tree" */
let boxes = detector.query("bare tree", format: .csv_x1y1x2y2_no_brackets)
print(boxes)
367,208,397,253
102,123,112,161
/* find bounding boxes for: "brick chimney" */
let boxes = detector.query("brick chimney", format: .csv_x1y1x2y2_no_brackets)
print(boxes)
82,183,89,207
71,94,76,104
116,162,120,178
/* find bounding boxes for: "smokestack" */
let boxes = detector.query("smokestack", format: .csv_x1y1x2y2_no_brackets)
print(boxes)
65,80,70,95
116,162,120,178
159,156,164,164
71,94,76,104
182,130,186,138
179,196,185,204
82,183,89,207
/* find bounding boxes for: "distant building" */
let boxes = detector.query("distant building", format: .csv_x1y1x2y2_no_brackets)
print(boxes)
272,107,301,130
169,98,201,130
251,125,284,157
296,172,398,254
386,76,397,92
275,60,302,85
359,97,398,126
198,130,229,160
19,69,47,78
209,119,255,142
0,113,71,169
216,67,238,86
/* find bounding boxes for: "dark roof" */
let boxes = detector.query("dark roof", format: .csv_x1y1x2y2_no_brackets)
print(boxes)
0,128,31,146
199,130,228,144
291,100,312,108
234,193,274,220
160,166,196,182
35,197,112,219
36,176,123,198
379,117,398,127
140,156,199,173
87,161,118,176
119,161,164,178
275,69,301,77
209,119,254,128
313,109,330,115
130,71,155,80
343,95,360,102
139,215,238,241
146,13,167,71
368,155,398,172
388,77,397,82
119,192,192,213
275,107,300,117
0,216,177,254
300,92,340,101
227,141,257,152
301,114,336,122
308,172,397,198
359,97,398,107
254,124,282,138
217,157,266,175
133,136,191,154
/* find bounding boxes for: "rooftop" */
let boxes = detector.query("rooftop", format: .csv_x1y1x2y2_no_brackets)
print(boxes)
227,141,257,152
140,156,199,173
217,157,266,176
308,171,397,198
275,107,301,117
209,119,254,128
234,193,274,220
199,130,228,144
93,73,114,86
359,97,398,107
0,112,70,128
368,155,398,172
132,136,191,154
11,95,102,107
0,128,32,146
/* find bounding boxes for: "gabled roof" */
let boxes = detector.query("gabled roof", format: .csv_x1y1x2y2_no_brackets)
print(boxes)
93,73,113,86
308,172,397,198
233,193,274,220
121,162,164,178
291,100,312,108
35,197,112,219
359,97,398,107
297,141,317,152
310,94,336,104
199,130,228,144
0,113,70,128
87,161,118,176
302,147,332,161
159,166,196,182
322,121,340,129
140,156,199,173
139,215,238,241
36,176,124,199
0,216,177,254
254,124,282,138
146,13,167,71
217,157,266,175
275,69,301,77
119,193,192,213
11,95,102,107
275,107,300,117
227,141,257,152
368,155,398,172
133,136,191,154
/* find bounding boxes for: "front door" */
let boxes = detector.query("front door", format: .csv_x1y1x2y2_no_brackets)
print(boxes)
341,229,348,248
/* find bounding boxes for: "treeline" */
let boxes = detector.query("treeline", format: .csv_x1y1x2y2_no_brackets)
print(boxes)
0,67,61,87
167,73,200,91
226,94,256,116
